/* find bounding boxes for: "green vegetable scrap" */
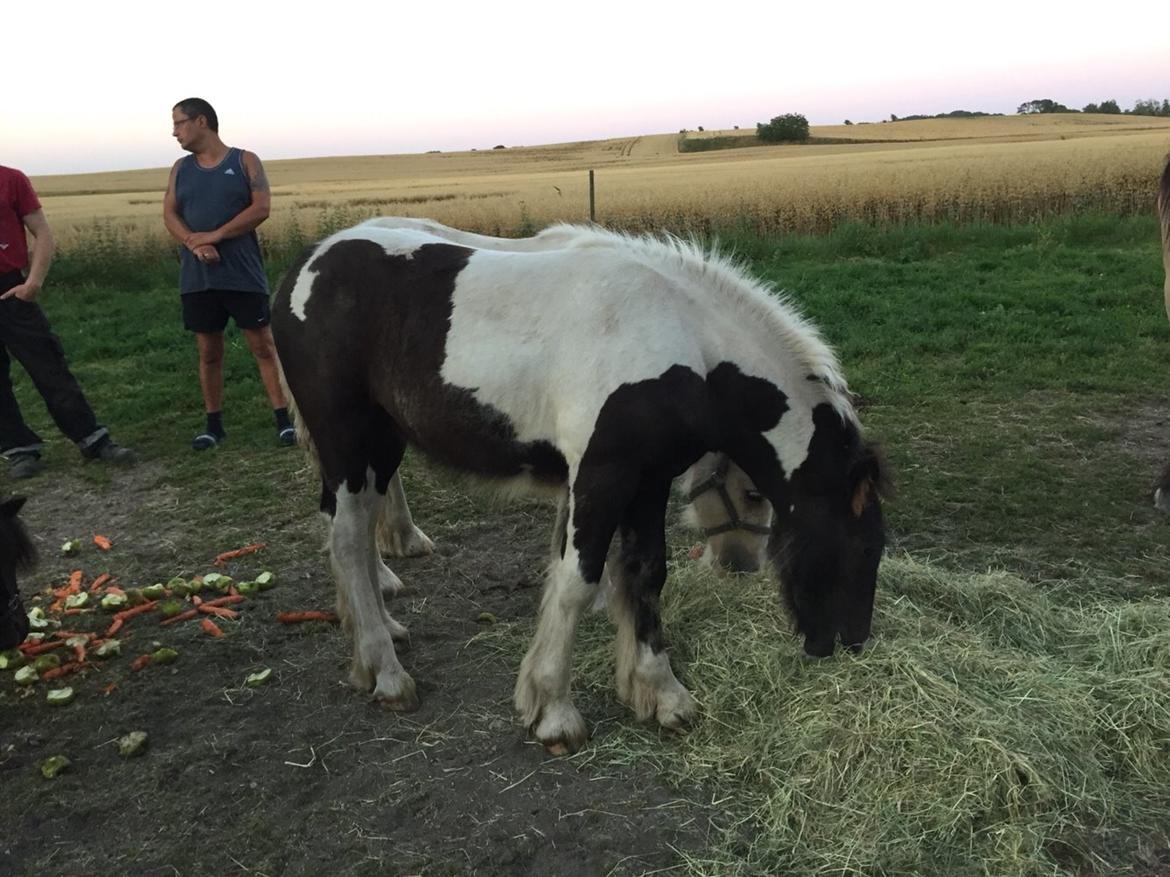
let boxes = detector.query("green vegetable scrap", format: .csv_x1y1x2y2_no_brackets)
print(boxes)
40,755,71,778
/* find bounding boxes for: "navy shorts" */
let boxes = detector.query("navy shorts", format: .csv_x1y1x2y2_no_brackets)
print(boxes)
182,290,271,333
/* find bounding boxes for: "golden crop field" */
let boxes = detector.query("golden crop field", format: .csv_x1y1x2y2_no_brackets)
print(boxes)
31,115,1170,252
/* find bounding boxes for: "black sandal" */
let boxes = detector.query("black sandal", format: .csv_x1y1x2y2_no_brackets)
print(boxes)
192,433,221,451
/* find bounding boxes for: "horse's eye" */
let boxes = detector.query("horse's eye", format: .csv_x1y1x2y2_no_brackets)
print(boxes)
744,491,765,504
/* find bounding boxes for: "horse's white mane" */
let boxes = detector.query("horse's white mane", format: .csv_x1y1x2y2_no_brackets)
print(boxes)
534,223,857,423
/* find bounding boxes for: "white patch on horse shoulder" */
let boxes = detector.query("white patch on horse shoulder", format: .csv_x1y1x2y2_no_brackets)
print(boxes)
288,253,320,322
764,400,815,480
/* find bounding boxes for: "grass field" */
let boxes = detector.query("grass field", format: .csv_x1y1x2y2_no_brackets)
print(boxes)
31,114,1170,250
6,208,1170,874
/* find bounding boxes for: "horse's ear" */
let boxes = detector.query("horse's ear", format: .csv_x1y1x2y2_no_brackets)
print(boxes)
848,444,890,517
1,496,27,518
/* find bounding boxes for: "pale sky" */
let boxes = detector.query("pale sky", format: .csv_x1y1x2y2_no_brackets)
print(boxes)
5,0,1166,176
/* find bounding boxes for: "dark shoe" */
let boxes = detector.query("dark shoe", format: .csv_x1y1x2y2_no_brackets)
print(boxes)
192,432,223,451
8,453,42,479
90,440,136,465
278,426,297,446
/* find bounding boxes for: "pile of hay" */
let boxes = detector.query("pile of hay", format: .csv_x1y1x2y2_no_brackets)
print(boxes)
545,554,1170,874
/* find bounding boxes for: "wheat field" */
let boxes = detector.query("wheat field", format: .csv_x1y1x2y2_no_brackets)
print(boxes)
31,115,1170,251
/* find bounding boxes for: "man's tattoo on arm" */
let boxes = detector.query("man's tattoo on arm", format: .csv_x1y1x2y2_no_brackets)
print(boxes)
249,158,270,193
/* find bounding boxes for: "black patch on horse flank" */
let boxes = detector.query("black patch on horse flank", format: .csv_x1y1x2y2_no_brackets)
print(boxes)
271,237,568,497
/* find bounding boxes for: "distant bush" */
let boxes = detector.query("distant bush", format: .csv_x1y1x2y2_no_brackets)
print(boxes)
756,113,810,143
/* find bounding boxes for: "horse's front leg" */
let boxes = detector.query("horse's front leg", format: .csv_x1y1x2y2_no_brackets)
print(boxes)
376,471,435,560
612,478,696,730
513,554,598,754
331,479,417,710
515,480,620,754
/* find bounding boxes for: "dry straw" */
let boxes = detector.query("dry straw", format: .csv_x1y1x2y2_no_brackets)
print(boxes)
482,554,1170,874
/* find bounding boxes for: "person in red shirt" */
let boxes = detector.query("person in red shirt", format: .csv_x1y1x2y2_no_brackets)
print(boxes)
0,166,135,478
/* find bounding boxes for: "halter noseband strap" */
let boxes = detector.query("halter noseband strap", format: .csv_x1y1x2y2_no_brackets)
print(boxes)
685,457,772,539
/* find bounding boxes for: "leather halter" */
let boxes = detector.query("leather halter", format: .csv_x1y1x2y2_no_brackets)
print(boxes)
684,457,772,539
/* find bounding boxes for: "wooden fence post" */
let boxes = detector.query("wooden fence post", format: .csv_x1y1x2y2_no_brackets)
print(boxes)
589,170,595,223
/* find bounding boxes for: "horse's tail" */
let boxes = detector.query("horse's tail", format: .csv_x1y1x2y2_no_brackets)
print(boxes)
1160,152,1170,322
277,357,321,477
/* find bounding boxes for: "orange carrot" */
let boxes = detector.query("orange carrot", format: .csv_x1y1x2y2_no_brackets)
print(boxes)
130,654,153,672
200,618,224,638
19,639,64,656
276,611,339,625
212,542,266,566
52,630,94,640
72,643,87,663
93,534,112,551
41,661,85,681
105,617,124,637
159,608,199,626
201,595,246,608
63,608,89,616
113,600,159,622
198,605,238,619
68,570,84,593
89,573,112,593
103,682,118,696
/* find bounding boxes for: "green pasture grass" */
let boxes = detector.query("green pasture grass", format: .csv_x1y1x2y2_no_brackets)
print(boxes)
480,554,1170,875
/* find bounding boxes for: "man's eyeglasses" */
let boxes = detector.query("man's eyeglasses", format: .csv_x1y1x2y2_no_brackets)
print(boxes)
172,117,197,129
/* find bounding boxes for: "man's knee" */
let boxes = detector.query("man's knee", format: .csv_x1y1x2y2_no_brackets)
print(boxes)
244,328,277,360
196,334,224,366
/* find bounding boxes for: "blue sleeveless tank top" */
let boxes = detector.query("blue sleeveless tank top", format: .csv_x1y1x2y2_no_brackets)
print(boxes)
175,147,268,295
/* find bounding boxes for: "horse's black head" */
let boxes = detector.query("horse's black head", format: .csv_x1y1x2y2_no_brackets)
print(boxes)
770,415,889,658
0,495,36,651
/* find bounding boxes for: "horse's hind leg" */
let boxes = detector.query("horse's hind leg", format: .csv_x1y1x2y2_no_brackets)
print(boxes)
611,477,696,730
331,480,415,708
322,480,410,621
317,405,417,709
376,470,435,559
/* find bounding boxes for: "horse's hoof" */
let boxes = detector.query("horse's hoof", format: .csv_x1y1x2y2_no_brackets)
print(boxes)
532,702,587,754
379,526,435,558
657,697,697,732
374,674,419,711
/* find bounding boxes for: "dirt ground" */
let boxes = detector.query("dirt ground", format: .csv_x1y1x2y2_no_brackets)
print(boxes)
0,460,722,877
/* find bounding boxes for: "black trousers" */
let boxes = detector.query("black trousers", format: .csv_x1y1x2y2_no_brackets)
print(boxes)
0,270,105,456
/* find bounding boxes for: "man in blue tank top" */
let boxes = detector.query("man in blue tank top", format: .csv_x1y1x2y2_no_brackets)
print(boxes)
163,98,295,451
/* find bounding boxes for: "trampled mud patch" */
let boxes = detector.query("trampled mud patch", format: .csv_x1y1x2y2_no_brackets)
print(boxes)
1,461,720,876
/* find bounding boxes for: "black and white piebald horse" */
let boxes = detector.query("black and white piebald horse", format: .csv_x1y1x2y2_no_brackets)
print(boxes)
0,496,35,651
272,219,888,754
365,218,774,574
